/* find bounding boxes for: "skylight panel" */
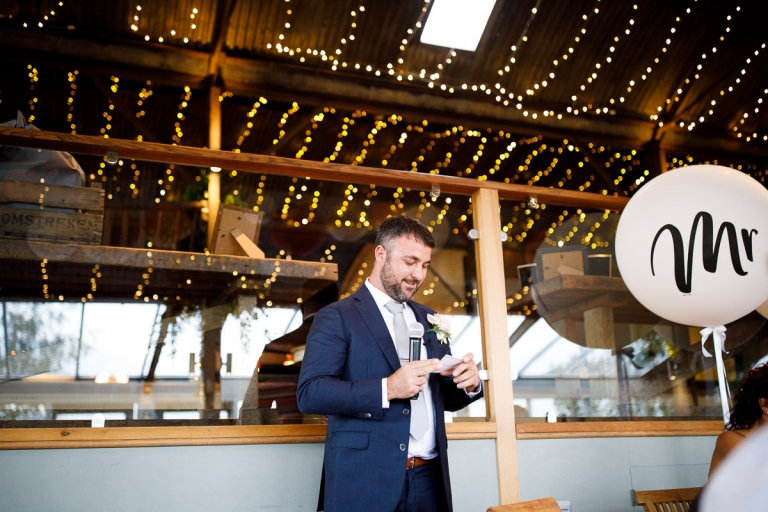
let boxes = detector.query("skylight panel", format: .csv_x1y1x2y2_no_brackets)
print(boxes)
420,0,497,52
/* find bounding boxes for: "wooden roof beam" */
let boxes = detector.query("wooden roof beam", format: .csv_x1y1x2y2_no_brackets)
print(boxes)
3,29,767,163
207,0,237,79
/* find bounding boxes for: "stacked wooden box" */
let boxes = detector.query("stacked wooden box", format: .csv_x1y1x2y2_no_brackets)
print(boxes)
0,180,104,245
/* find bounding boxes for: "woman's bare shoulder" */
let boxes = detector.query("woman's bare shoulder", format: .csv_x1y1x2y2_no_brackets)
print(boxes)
709,430,749,476
716,430,748,447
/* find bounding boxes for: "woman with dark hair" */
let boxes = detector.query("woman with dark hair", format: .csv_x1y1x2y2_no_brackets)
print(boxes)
708,362,768,476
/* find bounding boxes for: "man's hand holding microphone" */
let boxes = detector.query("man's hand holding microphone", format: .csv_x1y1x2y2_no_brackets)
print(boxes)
387,323,480,400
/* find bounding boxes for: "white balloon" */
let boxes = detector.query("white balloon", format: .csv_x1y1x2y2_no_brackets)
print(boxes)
615,165,768,327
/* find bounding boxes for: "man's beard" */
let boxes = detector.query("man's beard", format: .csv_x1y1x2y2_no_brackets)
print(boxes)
380,255,421,302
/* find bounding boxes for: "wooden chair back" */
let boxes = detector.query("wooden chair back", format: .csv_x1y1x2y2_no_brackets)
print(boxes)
634,487,702,512
487,497,561,512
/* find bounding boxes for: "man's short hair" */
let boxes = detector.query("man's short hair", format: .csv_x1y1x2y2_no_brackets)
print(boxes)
375,216,435,251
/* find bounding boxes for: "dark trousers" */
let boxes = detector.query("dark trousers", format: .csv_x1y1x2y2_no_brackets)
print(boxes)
394,460,449,512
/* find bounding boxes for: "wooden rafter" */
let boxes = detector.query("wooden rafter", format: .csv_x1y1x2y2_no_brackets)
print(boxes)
207,0,238,79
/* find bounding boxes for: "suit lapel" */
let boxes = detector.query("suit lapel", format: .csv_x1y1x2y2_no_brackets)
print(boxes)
409,302,438,359
353,285,401,372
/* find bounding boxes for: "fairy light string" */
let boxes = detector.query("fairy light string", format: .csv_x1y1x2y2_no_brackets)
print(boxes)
478,131,515,181
570,4,638,110
229,0,749,127
82,265,102,303
381,121,417,166
407,121,433,173
172,86,192,145
27,64,38,123
497,0,541,79
41,259,51,299
234,97,267,152
272,0,292,48
134,252,155,302
271,102,300,150
325,110,366,163
429,127,463,175
651,6,743,128
130,4,141,32
94,76,119,142
500,136,543,184
351,116,393,167
22,1,64,29
296,110,330,159
690,44,765,132
66,70,78,133
394,0,431,76
329,5,365,71
135,80,154,127
519,0,604,106
286,109,335,224
734,88,768,141
189,6,199,34
604,2,697,110
459,131,485,177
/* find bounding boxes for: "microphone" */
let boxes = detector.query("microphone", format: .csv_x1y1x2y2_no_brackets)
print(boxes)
408,323,424,362
408,323,425,399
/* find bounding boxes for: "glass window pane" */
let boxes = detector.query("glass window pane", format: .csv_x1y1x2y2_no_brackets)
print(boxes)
0,149,487,425
503,195,768,421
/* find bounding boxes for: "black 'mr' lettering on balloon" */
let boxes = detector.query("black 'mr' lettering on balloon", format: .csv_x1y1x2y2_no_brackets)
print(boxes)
650,211,755,293
741,228,757,261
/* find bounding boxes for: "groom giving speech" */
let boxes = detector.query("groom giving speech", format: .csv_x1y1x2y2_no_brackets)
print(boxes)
298,215,483,512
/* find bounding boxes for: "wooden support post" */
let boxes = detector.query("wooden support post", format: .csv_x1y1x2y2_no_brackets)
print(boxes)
471,188,520,504
101,207,112,246
201,329,222,414
207,85,222,249
2,302,10,379
200,304,229,415
583,306,615,350
645,139,668,177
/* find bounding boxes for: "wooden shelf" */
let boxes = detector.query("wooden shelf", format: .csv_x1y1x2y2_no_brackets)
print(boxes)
0,239,337,304
533,274,660,325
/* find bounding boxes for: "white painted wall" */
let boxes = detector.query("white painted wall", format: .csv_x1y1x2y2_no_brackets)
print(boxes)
0,439,498,512
517,436,716,512
0,436,715,512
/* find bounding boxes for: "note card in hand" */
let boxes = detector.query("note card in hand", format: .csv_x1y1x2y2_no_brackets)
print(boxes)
433,355,463,373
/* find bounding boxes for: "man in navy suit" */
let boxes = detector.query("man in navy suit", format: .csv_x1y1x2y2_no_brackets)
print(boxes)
297,216,483,512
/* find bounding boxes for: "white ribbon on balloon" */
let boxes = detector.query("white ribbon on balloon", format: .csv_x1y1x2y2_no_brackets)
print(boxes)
700,325,730,425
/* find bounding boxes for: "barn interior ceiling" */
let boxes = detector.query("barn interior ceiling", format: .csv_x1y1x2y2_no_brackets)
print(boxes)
1,0,767,303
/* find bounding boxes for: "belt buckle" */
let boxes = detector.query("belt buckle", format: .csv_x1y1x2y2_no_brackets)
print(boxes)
408,457,416,469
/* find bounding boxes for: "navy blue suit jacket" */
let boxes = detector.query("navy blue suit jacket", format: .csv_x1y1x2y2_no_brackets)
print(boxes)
297,285,483,512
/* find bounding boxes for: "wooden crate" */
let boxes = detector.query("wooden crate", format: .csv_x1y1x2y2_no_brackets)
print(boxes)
0,180,104,245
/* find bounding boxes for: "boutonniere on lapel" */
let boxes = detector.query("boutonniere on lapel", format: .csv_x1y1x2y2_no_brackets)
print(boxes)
426,314,452,345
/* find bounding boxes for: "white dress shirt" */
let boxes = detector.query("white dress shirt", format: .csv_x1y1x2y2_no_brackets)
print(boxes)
365,279,438,459
365,279,482,459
